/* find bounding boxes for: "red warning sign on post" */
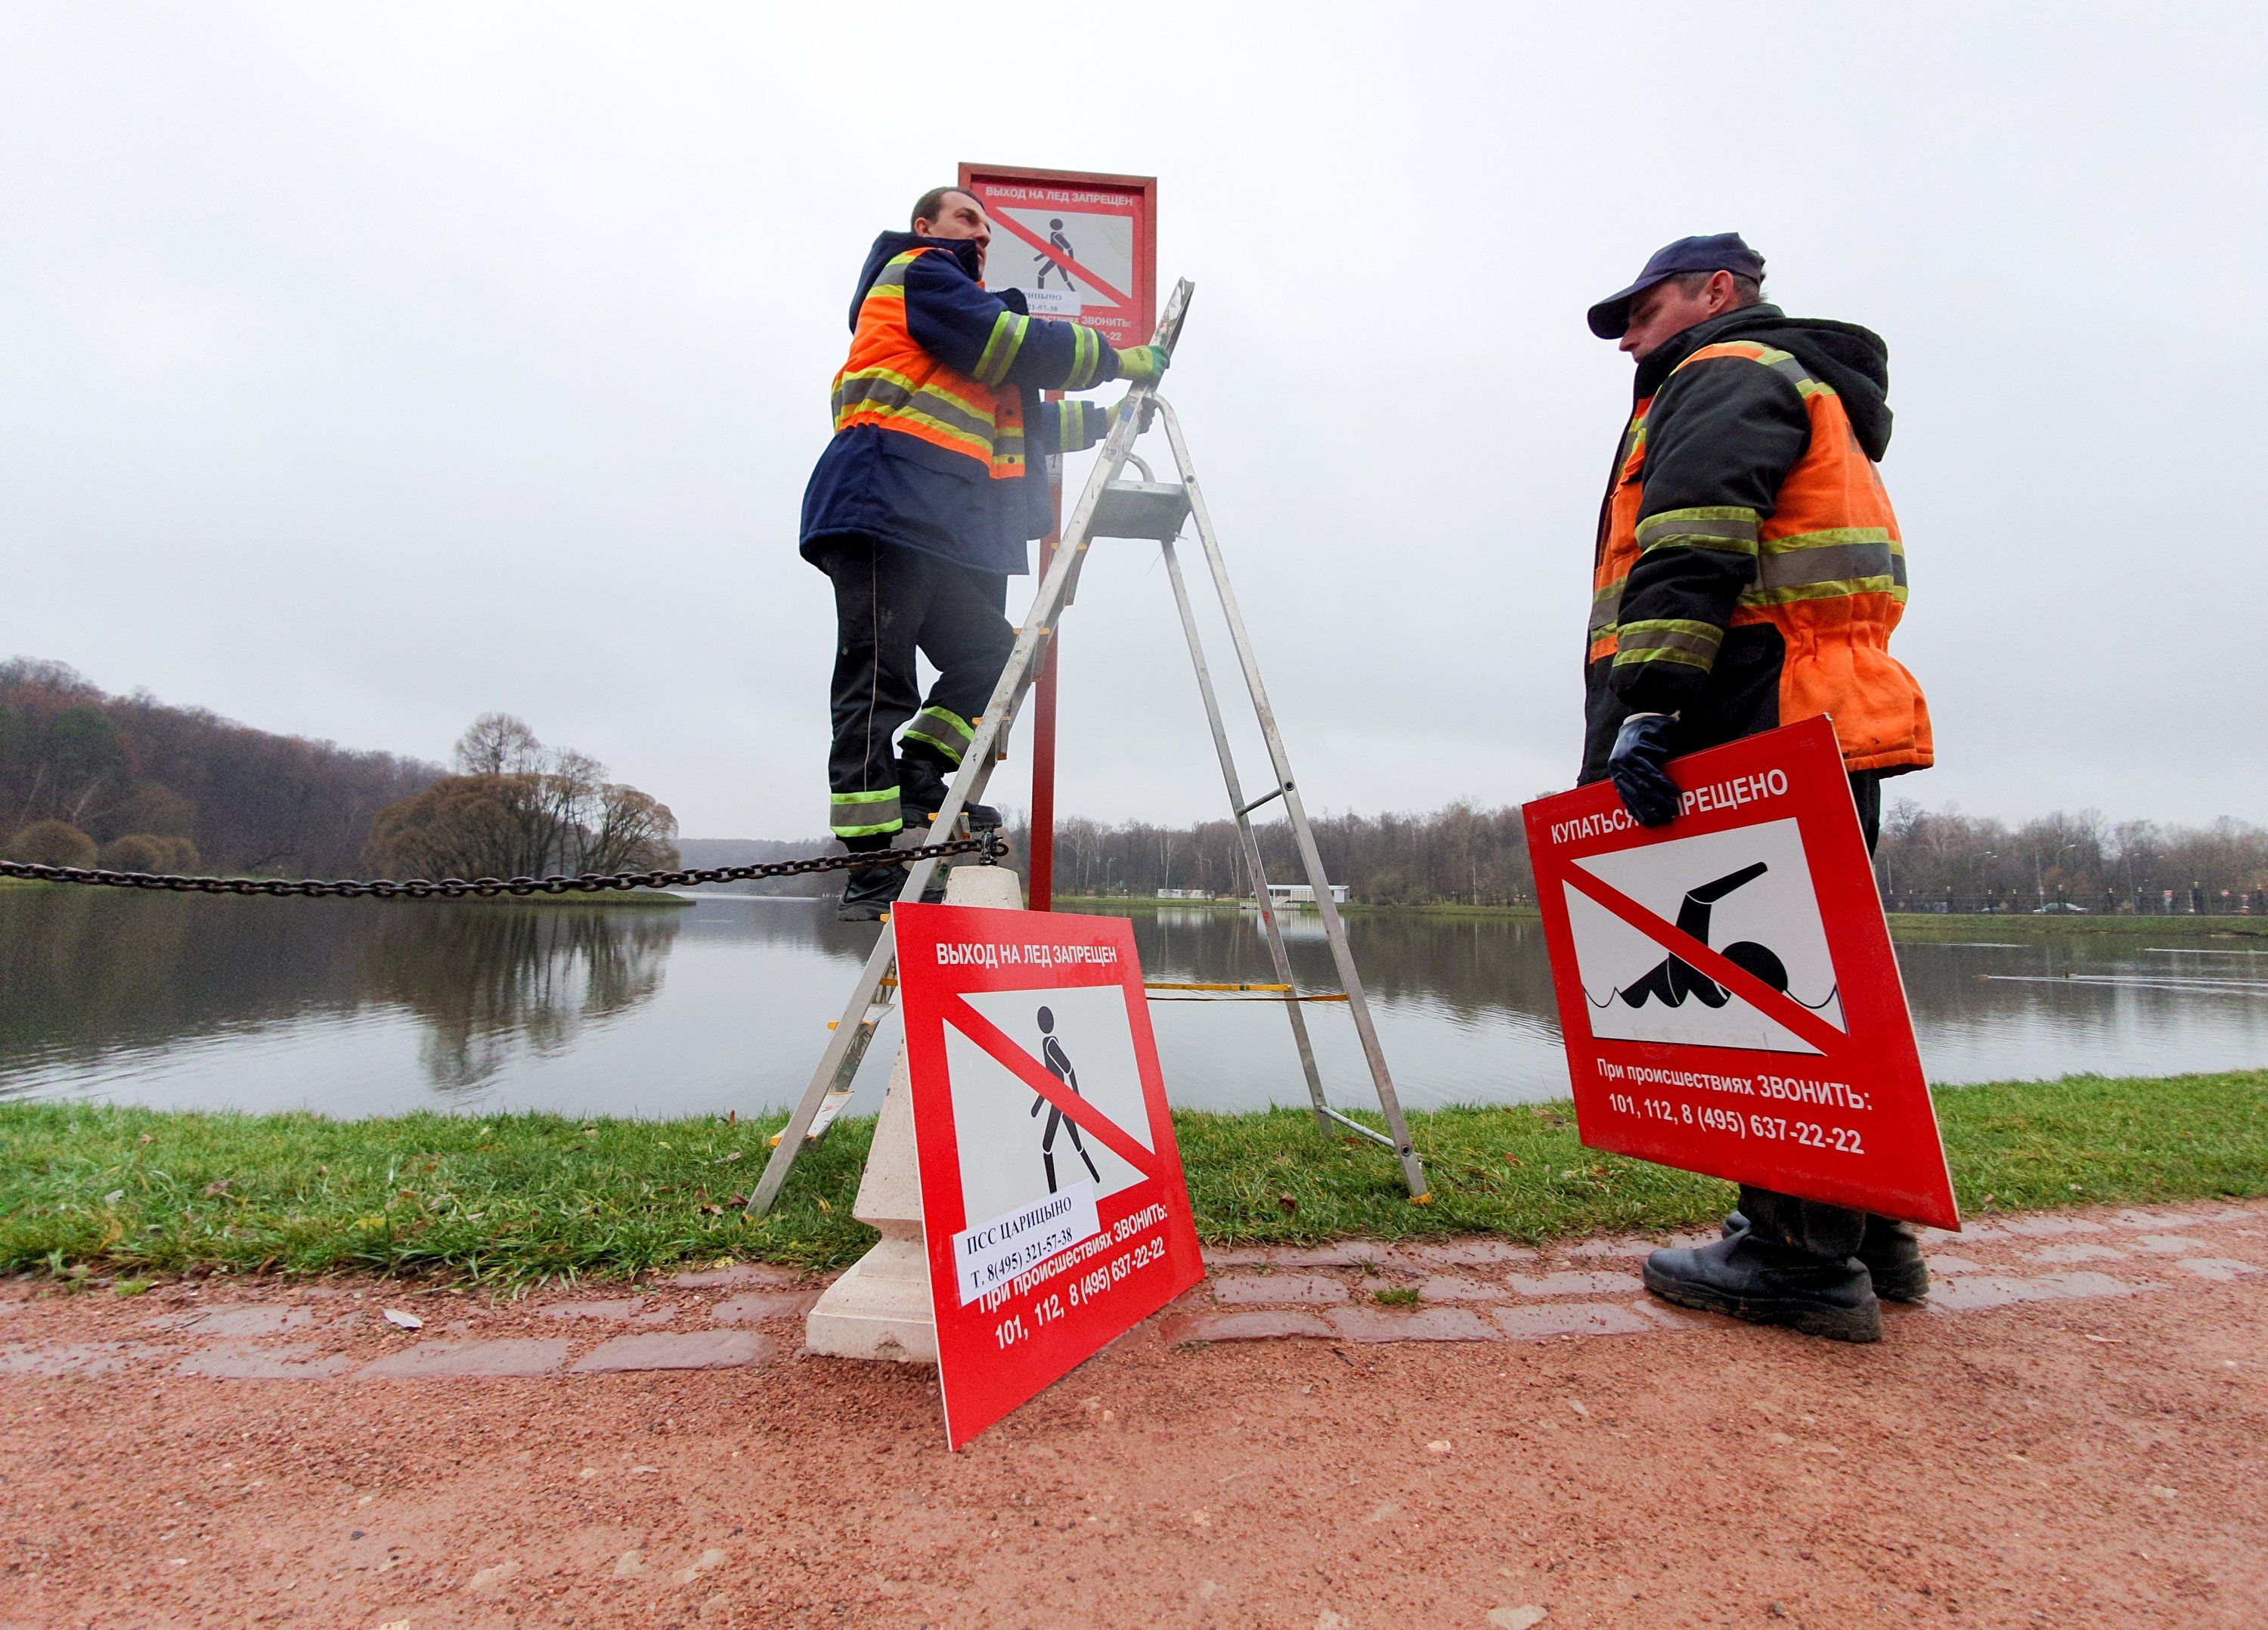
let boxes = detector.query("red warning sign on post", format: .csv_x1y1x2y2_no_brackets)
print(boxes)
957,163,1157,351
1522,717,1958,1230
892,902,1204,1449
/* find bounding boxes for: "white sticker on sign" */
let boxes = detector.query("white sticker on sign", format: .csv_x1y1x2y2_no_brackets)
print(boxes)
953,1181,1100,1305
1021,287,1082,318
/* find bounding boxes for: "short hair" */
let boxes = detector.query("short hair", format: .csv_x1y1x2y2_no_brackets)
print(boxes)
1674,268,1764,307
910,186,974,231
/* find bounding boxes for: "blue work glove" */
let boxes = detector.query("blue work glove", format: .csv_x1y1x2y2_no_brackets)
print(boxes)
1607,712,1681,827
1105,393,1156,436
1114,344,1170,384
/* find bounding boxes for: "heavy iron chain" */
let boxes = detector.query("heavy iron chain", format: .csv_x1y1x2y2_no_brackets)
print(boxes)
0,832,1006,901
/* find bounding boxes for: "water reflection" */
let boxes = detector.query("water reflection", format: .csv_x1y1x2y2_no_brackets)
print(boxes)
363,904,680,1089
2,887,2263,1120
0,888,680,1095
2,888,368,1062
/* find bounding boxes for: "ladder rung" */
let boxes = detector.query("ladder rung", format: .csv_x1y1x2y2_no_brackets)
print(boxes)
1236,783,1289,818
1321,1107,1396,1149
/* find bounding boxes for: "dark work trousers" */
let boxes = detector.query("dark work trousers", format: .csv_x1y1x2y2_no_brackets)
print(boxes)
814,535,1013,844
1740,769,1896,1263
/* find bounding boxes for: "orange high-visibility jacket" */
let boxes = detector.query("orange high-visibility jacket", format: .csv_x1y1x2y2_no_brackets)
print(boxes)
832,248,1033,480
1584,322,1932,781
802,233,1119,576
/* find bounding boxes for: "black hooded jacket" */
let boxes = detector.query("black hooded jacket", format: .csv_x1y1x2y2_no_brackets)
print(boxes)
1580,303,1897,780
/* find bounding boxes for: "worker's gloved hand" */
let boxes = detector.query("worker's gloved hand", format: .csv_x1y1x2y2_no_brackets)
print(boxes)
1114,344,1170,384
1607,712,1681,827
1105,394,1155,435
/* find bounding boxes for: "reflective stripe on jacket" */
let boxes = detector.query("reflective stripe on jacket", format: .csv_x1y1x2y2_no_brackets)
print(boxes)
1587,332,1932,776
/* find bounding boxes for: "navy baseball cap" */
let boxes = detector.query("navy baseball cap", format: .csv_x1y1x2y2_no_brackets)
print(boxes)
1588,233,1767,339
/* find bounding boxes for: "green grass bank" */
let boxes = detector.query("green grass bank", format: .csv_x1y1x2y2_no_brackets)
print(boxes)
5,1071,2263,1288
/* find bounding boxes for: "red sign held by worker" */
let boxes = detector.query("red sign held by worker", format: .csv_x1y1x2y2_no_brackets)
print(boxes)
893,902,1204,1449
958,163,1157,353
1522,717,1959,1230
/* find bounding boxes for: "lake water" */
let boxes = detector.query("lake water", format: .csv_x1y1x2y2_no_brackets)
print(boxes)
4,886,2266,1121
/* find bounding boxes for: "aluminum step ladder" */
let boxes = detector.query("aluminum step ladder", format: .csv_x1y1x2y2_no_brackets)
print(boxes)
747,280,1428,1216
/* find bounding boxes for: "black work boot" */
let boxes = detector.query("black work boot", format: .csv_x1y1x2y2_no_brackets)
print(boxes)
1648,1185,1879,1343
1722,1209,1930,1303
835,834,905,923
900,745,1002,833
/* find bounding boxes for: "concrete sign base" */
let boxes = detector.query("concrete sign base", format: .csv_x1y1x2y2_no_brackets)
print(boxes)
804,863,1025,1362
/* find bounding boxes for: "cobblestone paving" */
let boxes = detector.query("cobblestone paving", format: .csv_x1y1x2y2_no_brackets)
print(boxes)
1160,1201,2266,1347
0,1201,2259,1383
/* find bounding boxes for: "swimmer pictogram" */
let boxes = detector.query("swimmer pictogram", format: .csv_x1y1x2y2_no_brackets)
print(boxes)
1559,820,1848,1046
1614,862,1797,1009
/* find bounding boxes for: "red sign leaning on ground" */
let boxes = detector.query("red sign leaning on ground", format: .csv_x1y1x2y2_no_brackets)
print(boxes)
892,903,1205,1449
1521,717,1959,1230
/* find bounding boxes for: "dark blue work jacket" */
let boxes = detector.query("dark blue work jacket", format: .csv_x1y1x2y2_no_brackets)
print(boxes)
799,231,1117,576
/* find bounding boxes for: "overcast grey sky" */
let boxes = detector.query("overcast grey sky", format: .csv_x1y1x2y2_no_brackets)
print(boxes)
5,5,2260,838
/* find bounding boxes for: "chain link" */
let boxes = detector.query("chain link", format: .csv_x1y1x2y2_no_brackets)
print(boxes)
0,832,1005,900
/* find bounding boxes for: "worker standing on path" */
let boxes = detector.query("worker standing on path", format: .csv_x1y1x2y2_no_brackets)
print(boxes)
1580,234,1934,1343
801,186,1168,920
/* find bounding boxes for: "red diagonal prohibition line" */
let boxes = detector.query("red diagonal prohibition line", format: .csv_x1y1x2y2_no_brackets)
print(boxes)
940,993,1160,1179
1558,865,1849,1055
985,210,1133,309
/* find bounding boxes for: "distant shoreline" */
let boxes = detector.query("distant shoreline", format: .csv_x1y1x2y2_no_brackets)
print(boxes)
10,874,2261,934
1051,892,2268,937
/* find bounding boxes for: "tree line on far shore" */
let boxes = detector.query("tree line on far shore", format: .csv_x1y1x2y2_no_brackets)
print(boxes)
7,657,2256,908
1,659,435,876
1009,799,2268,912
2,662,674,882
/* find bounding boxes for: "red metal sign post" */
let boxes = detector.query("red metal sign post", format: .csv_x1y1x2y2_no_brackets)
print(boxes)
892,901,1204,1449
957,164,1157,910
1521,718,1959,1229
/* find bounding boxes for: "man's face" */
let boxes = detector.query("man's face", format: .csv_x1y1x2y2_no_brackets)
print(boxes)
1619,274,1727,361
916,190,990,275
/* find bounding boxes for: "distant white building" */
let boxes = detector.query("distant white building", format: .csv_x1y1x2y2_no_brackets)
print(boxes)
1254,881,1350,906
1154,888,1214,900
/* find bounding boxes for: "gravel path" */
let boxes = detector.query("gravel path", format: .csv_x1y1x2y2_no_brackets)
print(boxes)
2,1198,2263,1627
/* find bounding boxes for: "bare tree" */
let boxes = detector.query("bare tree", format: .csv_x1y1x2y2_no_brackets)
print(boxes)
362,717,677,880
577,784,679,873
454,712,545,777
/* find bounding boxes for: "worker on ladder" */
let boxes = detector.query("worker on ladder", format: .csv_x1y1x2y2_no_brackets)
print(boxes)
1580,234,1933,1343
801,185,1169,920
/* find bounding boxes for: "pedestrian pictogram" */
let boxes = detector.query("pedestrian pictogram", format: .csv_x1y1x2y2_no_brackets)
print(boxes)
1030,1006,1102,1192
1523,718,1959,1229
1033,220,1078,293
894,902,1204,1449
